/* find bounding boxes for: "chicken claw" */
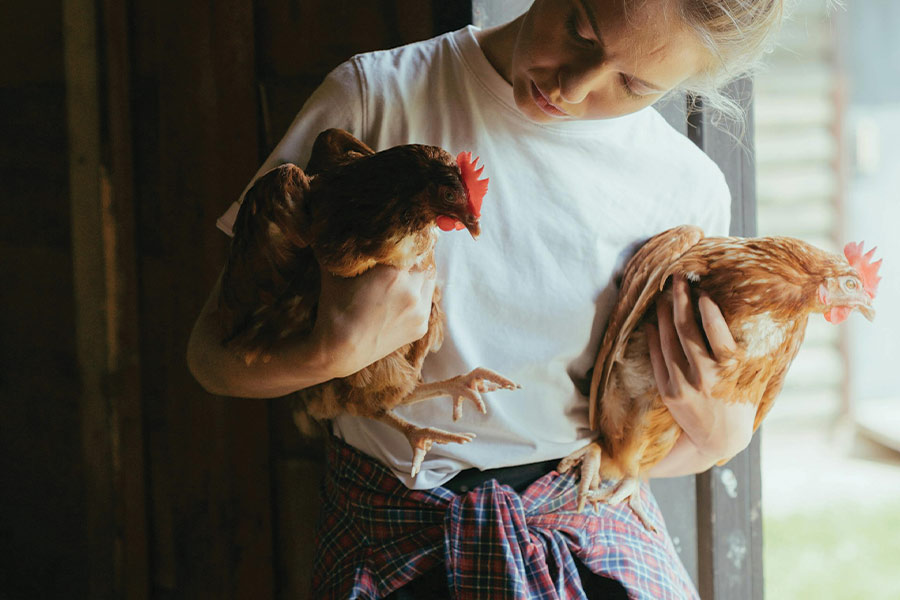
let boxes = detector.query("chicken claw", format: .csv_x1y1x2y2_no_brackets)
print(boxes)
401,367,520,420
584,477,657,533
557,441,604,511
449,367,520,420
407,426,476,477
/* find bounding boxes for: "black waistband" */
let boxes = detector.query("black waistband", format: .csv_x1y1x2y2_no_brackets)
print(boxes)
441,458,560,495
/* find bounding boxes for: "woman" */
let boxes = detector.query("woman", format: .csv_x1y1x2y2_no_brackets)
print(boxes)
188,0,783,597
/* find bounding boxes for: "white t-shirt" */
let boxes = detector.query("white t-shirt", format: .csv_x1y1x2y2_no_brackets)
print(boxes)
218,26,731,489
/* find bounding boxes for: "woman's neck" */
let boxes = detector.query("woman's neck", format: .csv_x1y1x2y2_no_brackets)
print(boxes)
473,16,523,85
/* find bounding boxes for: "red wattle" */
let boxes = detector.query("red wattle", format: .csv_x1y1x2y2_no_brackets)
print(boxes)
825,306,851,324
436,216,462,231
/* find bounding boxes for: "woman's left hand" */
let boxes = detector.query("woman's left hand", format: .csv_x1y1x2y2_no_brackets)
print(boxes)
645,277,756,467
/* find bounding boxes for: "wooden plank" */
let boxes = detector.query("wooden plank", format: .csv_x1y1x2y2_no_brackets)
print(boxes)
688,79,764,600
64,0,150,595
0,244,88,597
101,0,150,596
273,458,326,600
1,4,91,597
62,1,117,597
650,92,700,586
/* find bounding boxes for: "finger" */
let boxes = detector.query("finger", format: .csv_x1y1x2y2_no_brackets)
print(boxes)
698,292,737,361
672,278,714,376
644,322,670,394
656,297,690,388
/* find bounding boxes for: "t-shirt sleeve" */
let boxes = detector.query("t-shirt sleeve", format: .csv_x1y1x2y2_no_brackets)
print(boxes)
216,59,365,236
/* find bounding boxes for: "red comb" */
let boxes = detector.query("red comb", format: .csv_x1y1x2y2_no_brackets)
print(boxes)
456,151,489,217
844,241,882,298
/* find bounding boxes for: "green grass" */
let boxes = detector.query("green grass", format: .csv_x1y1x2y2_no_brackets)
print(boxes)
764,500,900,600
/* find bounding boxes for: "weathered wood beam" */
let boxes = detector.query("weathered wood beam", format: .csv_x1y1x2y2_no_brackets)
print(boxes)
688,79,764,600
64,0,149,596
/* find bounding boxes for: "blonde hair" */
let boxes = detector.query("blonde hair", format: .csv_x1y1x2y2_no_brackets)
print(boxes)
674,0,786,121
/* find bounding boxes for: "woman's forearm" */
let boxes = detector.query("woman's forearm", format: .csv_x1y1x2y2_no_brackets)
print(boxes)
186,273,342,398
187,263,437,398
647,433,722,478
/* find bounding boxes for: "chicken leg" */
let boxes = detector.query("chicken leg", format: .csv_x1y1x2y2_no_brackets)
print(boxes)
557,441,604,511
390,367,519,476
374,409,476,477
585,476,656,532
400,367,520,419
558,441,656,532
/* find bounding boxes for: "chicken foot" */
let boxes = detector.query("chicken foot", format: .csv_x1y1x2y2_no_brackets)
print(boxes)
386,367,519,477
399,367,520,421
557,441,604,511
557,441,657,532
585,477,657,533
375,410,476,477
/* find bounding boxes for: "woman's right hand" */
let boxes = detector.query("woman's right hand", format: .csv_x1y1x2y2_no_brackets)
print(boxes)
312,263,437,378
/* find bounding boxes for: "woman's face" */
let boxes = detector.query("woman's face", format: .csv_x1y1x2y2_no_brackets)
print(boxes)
509,0,711,121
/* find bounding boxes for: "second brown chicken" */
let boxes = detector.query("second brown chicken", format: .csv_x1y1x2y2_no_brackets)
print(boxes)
559,225,880,529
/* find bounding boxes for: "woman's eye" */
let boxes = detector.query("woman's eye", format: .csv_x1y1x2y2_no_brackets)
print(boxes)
620,74,641,99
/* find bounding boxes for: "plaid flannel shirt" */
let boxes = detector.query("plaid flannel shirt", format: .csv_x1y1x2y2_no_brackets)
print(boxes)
311,437,699,600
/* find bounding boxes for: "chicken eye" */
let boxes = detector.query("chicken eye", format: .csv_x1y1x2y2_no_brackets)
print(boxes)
444,191,455,202
844,278,858,291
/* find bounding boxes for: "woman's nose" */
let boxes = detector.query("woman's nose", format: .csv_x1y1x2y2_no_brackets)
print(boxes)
558,58,609,105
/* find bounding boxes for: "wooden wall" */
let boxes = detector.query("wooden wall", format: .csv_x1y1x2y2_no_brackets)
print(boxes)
2,1,467,598
0,0,91,597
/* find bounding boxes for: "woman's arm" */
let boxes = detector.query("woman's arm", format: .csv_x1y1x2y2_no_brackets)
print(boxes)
647,402,756,478
645,277,756,477
186,263,436,398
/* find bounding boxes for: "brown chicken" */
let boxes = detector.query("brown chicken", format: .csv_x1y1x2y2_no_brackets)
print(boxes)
559,225,881,529
218,128,518,476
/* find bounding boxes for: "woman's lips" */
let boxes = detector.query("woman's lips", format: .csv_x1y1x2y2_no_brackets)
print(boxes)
530,82,568,118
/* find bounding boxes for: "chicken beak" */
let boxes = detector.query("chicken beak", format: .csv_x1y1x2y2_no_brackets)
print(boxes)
464,216,481,239
849,292,876,322
857,302,876,322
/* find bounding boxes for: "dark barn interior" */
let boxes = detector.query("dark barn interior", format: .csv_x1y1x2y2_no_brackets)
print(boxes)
1,1,471,597
1,1,764,599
